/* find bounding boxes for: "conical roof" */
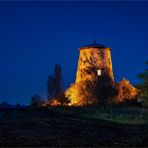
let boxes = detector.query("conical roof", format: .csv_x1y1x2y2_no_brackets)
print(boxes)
79,41,106,50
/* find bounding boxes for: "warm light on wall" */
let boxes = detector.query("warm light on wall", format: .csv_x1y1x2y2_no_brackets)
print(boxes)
97,69,101,76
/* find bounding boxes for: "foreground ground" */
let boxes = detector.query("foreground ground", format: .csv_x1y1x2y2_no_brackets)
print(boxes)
0,107,148,147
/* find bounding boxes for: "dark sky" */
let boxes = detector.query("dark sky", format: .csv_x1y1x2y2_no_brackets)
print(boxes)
0,1,147,104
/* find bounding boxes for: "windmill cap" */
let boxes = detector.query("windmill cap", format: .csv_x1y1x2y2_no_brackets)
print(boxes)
79,40,111,50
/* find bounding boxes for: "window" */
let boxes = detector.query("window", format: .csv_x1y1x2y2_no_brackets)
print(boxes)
97,69,101,76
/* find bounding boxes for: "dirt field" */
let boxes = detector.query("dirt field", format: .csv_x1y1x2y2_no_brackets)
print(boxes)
0,108,148,147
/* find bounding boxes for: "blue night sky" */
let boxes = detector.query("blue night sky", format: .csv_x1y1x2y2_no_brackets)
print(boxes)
0,1,147,104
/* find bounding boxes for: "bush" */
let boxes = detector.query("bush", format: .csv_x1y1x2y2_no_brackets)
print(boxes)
65,80,98,106
30,95,43,107
114,78,140,104
65,75,117,106
49,91,70,106
55,91,70,105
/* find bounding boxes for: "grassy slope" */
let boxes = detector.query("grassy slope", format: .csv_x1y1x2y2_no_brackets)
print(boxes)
0,107,148,147
52,105,148,124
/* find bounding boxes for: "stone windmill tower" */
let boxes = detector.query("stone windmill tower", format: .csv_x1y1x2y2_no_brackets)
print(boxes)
75,41,114,85
65,41,115,106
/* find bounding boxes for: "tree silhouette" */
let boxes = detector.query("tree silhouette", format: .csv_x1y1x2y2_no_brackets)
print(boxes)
47,64,63,100
53,64,62,98
31,95,41,107
47,74,54,99
137,61,148,106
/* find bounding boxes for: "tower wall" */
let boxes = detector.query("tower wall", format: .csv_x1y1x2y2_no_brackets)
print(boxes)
75,47,114,83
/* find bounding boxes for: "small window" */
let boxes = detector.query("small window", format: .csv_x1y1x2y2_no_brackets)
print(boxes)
97,69,101,76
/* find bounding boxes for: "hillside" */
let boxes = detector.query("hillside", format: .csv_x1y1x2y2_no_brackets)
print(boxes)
0,107,148,147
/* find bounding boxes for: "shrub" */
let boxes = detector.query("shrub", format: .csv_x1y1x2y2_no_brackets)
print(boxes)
114,78,139,104
31,95,43,107
65,80,99,106
48,91,70,106
55,91,70,105
65,75,117,106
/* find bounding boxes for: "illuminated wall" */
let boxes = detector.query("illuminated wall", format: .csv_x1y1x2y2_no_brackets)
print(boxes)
75,47,114,83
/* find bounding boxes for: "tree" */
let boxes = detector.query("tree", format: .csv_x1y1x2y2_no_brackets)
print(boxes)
53,64,63,98
47,64,63,100
47,74,54,99
0,101,11,108
15,103,21,108
137,61,148,106
31,95,41,107
114,78,139,104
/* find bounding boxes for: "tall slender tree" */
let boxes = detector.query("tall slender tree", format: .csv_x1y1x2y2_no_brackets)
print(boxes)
47,64,63,100
53,64,62,98
47,74,54,99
